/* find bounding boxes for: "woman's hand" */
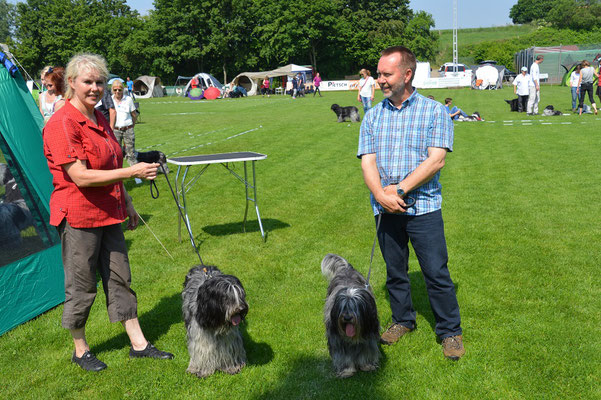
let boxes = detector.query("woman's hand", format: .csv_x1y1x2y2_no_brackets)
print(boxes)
125,198,139,230
129,162,159,180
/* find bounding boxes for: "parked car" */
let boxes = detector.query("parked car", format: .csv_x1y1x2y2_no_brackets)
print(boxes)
439,62,469,77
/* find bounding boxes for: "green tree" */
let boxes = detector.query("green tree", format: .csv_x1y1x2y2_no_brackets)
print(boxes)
14,0,142,79
547,0,601,30
509,0,554,24
0,0,16,43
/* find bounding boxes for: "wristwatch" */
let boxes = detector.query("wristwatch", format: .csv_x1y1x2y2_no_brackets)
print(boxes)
396,183,405,197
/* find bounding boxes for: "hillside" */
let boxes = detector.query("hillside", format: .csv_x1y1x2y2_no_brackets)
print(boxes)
433,24,537,70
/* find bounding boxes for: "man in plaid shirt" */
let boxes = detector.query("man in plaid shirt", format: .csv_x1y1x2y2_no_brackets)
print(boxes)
357,46,465,360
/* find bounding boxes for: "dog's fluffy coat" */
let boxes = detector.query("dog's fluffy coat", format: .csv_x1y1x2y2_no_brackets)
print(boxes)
321,254,380,378
331,104,361,123
182,265,248,378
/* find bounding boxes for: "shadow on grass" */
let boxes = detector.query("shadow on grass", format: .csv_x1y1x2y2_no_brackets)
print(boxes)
92,292,182,354
250,352,390,399
240,324,274,367
202,218,290,237
379,271,461,336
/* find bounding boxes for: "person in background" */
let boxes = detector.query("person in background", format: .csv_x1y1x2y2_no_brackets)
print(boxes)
112,80,138,166
513,66,532,113
569,64,581,112
444,98,468,120
291,74,298,99
126,76,134,99
578,60,598,115
39,65,52,92
95,84,116,130
43,53,173,372
527,55,543,115
261,76,270,97
39,67,66,123
313,72,323,97
357,68,376,113
298,73,306,97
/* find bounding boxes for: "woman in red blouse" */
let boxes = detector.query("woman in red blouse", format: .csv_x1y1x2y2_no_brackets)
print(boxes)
43,53,173,371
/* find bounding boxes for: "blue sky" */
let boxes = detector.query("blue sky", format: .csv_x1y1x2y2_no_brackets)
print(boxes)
9,0,518,30
120,0,518,29
410,0,517,29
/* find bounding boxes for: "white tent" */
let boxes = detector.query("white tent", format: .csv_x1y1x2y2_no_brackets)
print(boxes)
182,73,224,96
133,76,165,98
472,64,505,90
412,62,431,88
231,64,313,96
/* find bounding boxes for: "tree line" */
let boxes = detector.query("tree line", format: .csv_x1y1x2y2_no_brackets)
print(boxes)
0,0,437,84
510,0,601,31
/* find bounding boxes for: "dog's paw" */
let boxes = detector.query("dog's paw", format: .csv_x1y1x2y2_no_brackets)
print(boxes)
187,367,214,378
359,363,378,372
222,362,245,375
335,367,356,378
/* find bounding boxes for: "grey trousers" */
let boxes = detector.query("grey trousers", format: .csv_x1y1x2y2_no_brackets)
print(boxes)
114,126,137,166
58,220,138,329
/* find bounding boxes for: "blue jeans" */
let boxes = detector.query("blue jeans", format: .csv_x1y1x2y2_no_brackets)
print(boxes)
360,96,372,113
376,210,462,339
449,106,468,120
571,87,579,109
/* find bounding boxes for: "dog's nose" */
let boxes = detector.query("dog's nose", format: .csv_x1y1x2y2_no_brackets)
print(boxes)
343,314,353,322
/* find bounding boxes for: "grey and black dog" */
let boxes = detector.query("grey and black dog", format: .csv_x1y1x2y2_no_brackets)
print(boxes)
331,104,361,123
321,253,380,378
182,265,248,378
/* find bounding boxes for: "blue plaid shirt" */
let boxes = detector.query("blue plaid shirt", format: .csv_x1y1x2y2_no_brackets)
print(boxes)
357,90,453,216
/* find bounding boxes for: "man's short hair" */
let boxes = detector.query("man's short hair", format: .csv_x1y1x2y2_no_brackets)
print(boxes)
536,55,544,61
444,98,452,104
381,46,417,82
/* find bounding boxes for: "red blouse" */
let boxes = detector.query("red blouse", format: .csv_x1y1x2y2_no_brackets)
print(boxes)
43,100,127,228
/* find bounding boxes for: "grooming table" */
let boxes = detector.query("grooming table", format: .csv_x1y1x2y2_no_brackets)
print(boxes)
167,152,267,244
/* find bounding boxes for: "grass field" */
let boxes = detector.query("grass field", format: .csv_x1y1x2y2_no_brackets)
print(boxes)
2,85,601,399
434,24,537,67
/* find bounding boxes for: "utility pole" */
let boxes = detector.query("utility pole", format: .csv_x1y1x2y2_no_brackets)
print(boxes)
453,0,458,75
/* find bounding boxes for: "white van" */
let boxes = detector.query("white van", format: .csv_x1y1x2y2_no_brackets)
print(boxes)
439,63,468,77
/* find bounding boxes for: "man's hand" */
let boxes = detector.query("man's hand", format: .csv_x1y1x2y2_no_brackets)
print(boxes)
377,185,409,213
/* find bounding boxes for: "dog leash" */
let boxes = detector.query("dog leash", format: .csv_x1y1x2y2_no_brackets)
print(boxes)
136,211,174,260
156,163,205,266
365,212,382,289
365,196,416,289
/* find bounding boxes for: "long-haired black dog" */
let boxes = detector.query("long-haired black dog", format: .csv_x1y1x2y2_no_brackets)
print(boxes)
331,104,361,123
321,253,380,378
182,265,248,378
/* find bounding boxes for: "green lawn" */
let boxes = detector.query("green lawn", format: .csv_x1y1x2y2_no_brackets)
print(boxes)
434,24,537,67
2,85,601,399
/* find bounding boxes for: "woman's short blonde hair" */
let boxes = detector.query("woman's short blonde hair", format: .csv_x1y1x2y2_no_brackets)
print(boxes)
64,53,109,99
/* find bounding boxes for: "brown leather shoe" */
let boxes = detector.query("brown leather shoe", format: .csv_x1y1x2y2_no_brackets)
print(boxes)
380,323,413,345
442,335,465,360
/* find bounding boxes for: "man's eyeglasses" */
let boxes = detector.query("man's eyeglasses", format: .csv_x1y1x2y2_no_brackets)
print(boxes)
113,88,123,92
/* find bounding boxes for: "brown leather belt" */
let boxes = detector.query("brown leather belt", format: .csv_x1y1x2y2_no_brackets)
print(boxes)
115,125,134,131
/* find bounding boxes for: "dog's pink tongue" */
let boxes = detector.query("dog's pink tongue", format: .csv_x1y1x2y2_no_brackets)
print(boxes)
345,323,356,337
231,314,241,326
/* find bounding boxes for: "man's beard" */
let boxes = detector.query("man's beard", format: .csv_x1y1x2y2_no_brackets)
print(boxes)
381,80,406,99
